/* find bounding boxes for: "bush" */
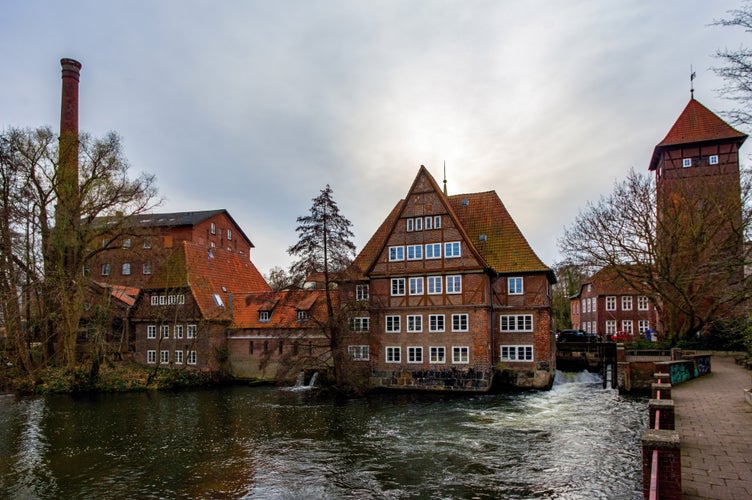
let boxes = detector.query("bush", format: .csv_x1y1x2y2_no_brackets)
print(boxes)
675,319,750,352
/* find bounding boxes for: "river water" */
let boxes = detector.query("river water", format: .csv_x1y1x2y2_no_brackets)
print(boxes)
0,371,647,499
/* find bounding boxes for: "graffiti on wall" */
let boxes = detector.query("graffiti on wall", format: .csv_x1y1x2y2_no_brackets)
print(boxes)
695,355,711,376
669,362,693,385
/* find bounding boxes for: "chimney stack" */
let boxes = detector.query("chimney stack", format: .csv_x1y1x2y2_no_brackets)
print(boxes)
60,58,82,137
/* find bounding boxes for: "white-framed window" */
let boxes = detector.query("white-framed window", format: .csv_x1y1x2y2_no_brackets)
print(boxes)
585,299,591,313
406,218,414,232
591,298,597,312
348,345,370,361
168,295,176,305
101,263,110,276
122,263,131,275
433,215,442,229
446,275,462,294
349,317,370,332
160,350,169,364
174,350,183,364
213,293,224,307
150,295,159,306
147,350,156,364
424,216,433,230
389,246,405,261
508,277,523,295
682,158,692,168
159,295,166,306
501,345,533,362
210,222,216,234
177,294,185,305
429,314,445,332
187,324,197,339
259,311,270,322
452,346,469,364
175,325,184,339
638,296,649,311
407,245,423,260
160,325,169,339
452,314,468,332
621,320,633,334
143,262,152,275
123,238,132,248
391,278,405,296
297,310,309,321
227,229,232,240
147,325,156,339
500,314,533,332
407,315,423,332
606,320,617,335
429,346,446,363
385,315,401,333
606,296,616,311
425,243,441,259
407,346,423,363
386,346,401,363
709,154,719,165
409,277,424,295
622,296,633,311
415,217,423,231
444,241,461,258
427,276,443,294
187,350,197,365
638,320,650,334
356,284,369,301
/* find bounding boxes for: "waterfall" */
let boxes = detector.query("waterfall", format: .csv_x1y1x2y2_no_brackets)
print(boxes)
307,372,318,387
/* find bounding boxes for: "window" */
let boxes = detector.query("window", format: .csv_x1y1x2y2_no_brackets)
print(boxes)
452,314,468,332
622,320,633,334
391,278,405,296
213,293,224,307
122,263,131,275
508,277,523,295
429,346,446,363
592,298,597,312
150,296,159,306
259,311,270,322
175,325,184,339
708,154,719,165
187,351,197,365
433,216,442,229
407,245,423,260
350,317,370,332
606,296,616,311
500,314,533,332
159,295,166,306
143,238,152,249
174,350,183,364
407,315,423,332
409,277,424,295
297,310,309,321
385,315,401,333
101,263,110,276
638,296,649,311
585,299,591,313
177,295,185,305
407,218,414,232
187,324,197,339
427,276,442,294
160,350,169,364
386,346,401,363
143,262,152,275
446,275,462,294
389,246,405,261
123,238,132,248
444,241,461,258
452,346,469,364
227,229,232,240
348,345,370,360
147,325,156,339
425,243,441,259
407,347,423,363
147,350,156,364
424,216,432,230
606,320,617,335
210,222,216,234
501,345,533,362
682,158,692,168
638,320,650,334
429,314,445,332
168,295,176,305
356,284,369,301
160,325,169,339
415,217,423,231
622,296,633,311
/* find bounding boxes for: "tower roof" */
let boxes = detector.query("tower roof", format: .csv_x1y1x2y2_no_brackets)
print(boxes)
649,98,747,170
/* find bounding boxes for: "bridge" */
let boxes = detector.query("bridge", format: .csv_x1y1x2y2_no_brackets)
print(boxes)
556,341,618,388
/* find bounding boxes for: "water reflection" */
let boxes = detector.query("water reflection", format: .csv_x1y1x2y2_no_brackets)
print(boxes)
0,371,647,499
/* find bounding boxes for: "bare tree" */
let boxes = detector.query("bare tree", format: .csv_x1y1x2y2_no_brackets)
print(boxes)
559,169,752,342
713,1,752,126
550,262,590,330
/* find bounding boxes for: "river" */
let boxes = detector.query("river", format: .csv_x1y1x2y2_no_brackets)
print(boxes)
0,371,647,499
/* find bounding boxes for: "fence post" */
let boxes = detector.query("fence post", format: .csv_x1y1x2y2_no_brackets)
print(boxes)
641,429,681,499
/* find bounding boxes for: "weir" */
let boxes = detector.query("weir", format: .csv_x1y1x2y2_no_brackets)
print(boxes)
556,341,618,389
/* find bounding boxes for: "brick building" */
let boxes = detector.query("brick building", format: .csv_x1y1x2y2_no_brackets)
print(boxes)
347,166,556,391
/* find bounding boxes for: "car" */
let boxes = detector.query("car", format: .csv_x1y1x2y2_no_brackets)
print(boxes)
556,329,600,342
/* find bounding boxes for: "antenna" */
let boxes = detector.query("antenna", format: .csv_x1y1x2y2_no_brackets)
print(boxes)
443,160,448,196
690,65,696,99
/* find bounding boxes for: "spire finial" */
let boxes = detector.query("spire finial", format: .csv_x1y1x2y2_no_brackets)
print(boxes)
690,65,696,99
443,160,448,196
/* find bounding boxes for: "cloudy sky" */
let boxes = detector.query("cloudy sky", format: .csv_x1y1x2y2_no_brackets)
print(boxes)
2,1,750,276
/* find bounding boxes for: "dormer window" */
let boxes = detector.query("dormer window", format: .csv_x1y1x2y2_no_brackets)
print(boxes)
297,310,309,322
259,311,270,322
709,155,719,165
143,238,152,249
682,158,692,168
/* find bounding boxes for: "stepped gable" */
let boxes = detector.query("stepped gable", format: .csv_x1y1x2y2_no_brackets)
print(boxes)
447,191,553,279
231,289,328,329
649,98,748,171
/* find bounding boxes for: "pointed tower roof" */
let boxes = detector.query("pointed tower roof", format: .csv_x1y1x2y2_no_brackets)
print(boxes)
649,98,747,170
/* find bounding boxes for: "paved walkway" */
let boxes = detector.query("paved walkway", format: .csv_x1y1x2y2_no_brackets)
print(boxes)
671,354,752,499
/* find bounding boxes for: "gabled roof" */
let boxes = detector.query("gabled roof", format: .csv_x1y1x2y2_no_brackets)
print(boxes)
350,200,405,277
230,289,328,329
145,241,270,320
574,265,649,297
649,98,748,170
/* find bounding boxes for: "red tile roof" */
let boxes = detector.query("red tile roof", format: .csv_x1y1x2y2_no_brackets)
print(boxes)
576,265,650,297
650,98,747,170
230,289,329,329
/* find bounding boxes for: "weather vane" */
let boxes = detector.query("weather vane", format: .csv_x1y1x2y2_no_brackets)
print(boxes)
690,65,696,99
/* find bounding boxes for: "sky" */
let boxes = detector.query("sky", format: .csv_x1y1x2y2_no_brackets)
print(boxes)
2,0,751,277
